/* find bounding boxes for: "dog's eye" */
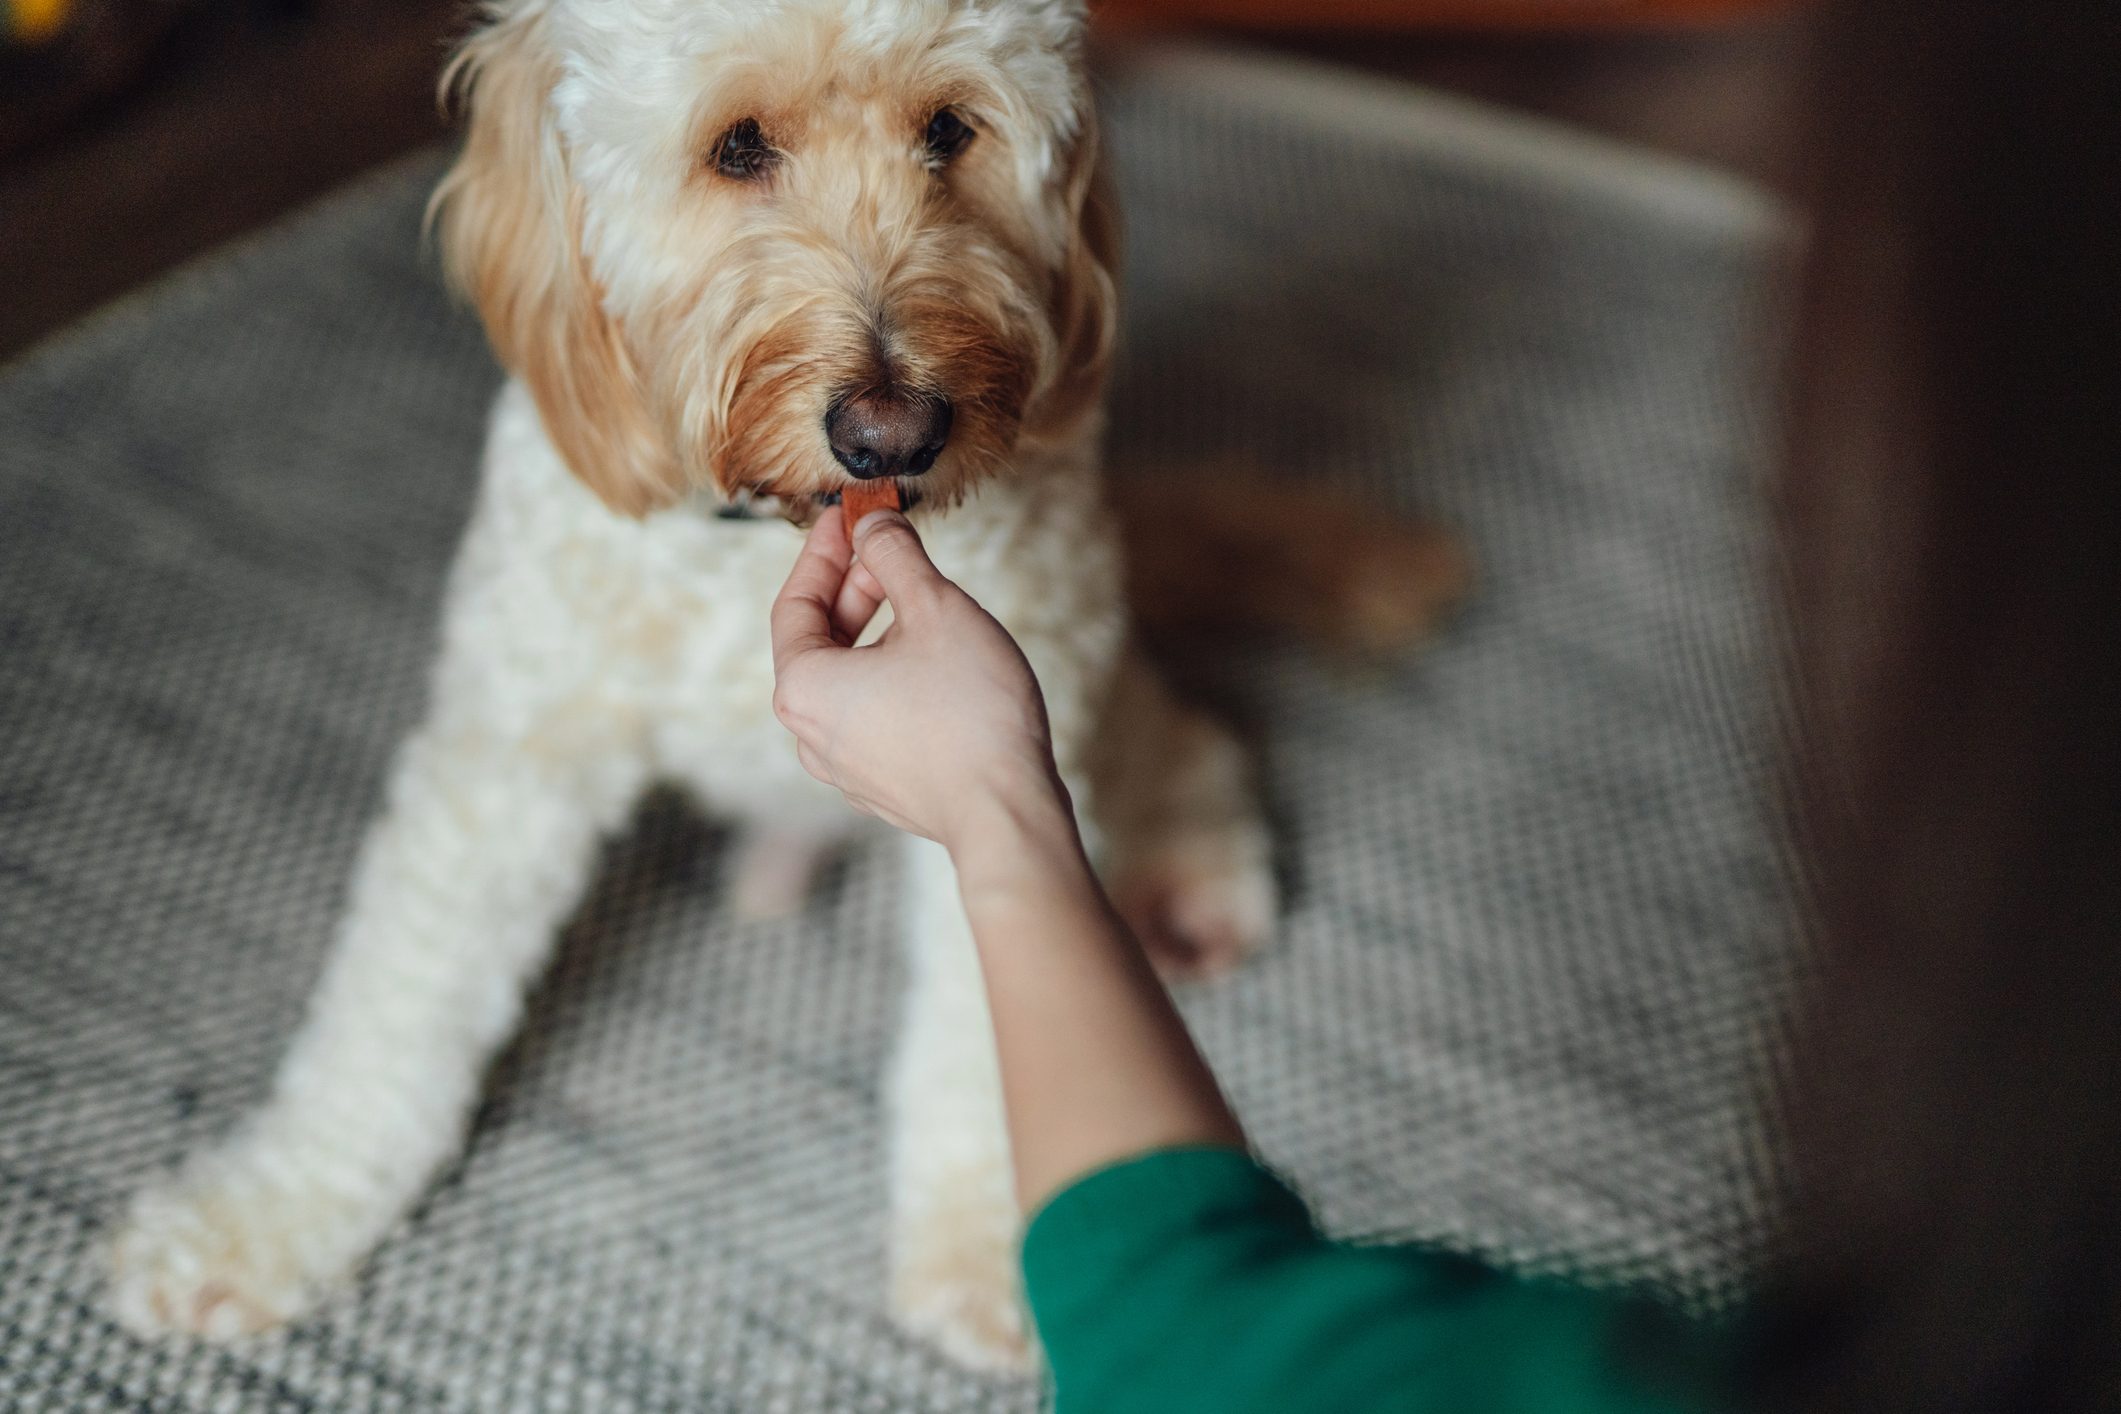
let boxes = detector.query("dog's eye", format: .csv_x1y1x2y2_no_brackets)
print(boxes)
712,118,777,180
922,107,974,167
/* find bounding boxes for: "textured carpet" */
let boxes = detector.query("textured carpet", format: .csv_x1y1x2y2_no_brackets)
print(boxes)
0,45,1795,1412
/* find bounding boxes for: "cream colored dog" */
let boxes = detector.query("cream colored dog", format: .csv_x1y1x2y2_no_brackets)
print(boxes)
107,0,1274,1371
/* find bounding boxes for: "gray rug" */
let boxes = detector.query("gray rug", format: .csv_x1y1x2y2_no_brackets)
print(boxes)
0,45,1795,1412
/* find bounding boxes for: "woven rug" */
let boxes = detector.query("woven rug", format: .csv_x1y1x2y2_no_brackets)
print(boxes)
0,45,1795,1412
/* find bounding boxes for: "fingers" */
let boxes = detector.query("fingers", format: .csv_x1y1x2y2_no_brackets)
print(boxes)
830,559,888,644
850,510,948,618
771,507,853,673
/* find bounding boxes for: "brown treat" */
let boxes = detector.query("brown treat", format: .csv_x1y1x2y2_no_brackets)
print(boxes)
840,479,903,550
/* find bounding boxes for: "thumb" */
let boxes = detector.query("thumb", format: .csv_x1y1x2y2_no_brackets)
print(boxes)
852,510,949,615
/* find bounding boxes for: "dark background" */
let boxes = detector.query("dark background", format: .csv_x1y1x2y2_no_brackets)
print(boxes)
0,0,1809,362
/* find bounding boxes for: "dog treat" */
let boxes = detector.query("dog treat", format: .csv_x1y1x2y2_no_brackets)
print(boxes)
840,480,903,550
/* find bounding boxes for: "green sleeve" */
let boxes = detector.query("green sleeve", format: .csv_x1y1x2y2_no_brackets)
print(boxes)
1020,1147,1733,1414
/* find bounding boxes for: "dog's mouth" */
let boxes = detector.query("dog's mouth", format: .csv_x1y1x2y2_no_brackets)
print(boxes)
715,481,926,527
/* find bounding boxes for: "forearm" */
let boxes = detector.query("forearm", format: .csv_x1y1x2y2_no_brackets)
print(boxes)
951,781,1246,1213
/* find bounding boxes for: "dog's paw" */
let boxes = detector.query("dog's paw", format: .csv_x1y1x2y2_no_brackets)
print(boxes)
108,1166,354,1340
892,1211,1034,1374
727,826,842,922
1114,827,1278,981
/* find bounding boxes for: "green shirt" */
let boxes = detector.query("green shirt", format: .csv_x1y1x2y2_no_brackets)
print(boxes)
1021,1147,1734,1414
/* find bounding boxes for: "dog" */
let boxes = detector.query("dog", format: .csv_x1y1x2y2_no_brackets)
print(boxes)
105,0,1282,1371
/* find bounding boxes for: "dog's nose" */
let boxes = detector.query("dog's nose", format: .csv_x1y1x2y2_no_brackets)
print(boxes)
825,391,953,479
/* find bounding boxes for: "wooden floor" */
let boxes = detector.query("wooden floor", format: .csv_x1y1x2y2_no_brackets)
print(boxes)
0,10,1808,362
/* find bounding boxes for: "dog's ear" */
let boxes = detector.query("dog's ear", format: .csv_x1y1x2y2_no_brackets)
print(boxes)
429,14,685,517
1039,119,1120,431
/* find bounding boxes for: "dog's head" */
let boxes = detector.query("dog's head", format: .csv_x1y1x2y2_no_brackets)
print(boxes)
431,0,1115,519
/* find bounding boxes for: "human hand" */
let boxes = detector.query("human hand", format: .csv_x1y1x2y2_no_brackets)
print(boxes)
770,506,1069,854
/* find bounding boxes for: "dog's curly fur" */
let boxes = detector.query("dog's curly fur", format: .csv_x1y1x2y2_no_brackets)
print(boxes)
105,0,1276,1369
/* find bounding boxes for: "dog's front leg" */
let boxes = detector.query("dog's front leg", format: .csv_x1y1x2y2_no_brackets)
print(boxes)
887,831,1033,1372
109,719,647,1340
887,580,1122,1371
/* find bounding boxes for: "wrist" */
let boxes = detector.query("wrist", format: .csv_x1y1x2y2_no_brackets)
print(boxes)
948,764,1098,916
